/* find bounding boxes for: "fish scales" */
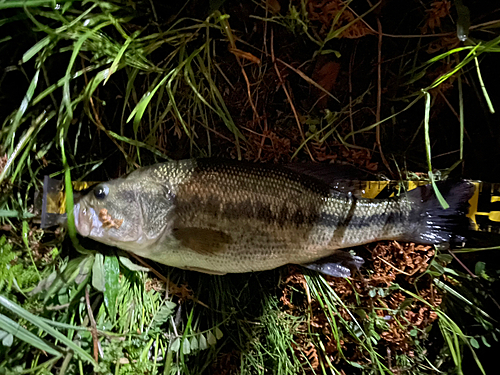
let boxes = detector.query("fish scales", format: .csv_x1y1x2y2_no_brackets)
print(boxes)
73,159,473,276
170,161,411,239
169,162,350,272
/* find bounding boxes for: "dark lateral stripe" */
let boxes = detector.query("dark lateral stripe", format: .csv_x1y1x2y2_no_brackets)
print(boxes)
345,209,408,230
176,194,343,228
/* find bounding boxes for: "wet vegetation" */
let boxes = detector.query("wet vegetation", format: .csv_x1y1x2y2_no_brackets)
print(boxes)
1,0,500,374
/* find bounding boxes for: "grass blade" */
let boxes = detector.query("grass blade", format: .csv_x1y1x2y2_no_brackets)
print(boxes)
423,90,449,209
3,68,39,150
22,35,50,63
0,295,97,365
0,106,45,184
128,72,174,134
0,313,63,357
104,255,120,322
0,0,69,9
474,56,495,114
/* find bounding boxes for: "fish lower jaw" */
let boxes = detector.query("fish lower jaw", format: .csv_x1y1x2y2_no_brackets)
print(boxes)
74,203,93,237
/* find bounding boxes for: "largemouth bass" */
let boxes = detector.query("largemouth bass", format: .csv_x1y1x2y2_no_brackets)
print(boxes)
73,159,474,277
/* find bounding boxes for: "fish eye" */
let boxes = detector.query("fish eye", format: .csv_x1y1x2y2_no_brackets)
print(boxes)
94,184,109,200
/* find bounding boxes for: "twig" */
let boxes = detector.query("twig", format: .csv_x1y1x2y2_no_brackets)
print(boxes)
46,303,71,311
377,256,420,276
430,282,435,307
58,351,73,375
148,0,158,23
89,97,140,169
128,253,209,308
271,29,314,161
437,89,460,120
223,19,261,128
349,45,357,144
351,1,498,41
448,250,500,311
276,58,339,103
257,116,268,161
387,347,393,373
374,16,393,176
372,18,500,37
85,286,100,364
447,249,477,278
80,56,140,168
301,277,312,306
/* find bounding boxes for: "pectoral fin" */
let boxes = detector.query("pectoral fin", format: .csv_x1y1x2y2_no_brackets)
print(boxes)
173,227,233,255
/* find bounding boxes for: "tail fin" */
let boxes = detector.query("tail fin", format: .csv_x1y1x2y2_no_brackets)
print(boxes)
405,180,475,245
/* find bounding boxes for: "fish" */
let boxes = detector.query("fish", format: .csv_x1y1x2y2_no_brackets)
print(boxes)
73,159,474,277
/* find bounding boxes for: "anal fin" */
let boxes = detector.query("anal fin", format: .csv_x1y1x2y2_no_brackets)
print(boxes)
301,252,364,278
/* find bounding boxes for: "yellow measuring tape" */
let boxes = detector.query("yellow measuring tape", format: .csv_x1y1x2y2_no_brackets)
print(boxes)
44,181,97,215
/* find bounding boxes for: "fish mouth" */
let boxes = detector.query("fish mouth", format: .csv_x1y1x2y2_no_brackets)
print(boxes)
73,202,100,237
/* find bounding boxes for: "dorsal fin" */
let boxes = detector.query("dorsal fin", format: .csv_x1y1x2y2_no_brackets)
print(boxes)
283,162,377,196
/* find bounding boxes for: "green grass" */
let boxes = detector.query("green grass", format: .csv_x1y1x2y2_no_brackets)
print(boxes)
1,0,500,374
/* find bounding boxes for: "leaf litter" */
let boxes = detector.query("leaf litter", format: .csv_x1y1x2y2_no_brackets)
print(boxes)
279,241,445,373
